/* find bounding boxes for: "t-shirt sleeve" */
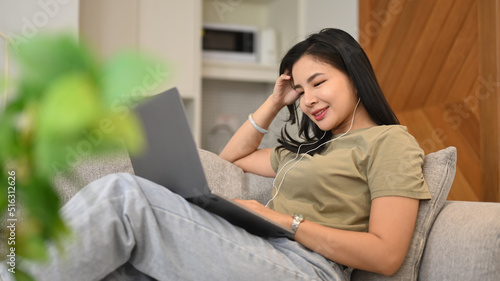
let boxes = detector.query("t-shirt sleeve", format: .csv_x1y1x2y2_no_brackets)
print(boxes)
270,147,281,173
367,127,431,200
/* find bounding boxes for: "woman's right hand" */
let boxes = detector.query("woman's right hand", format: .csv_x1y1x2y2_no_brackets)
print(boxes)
270,73,300,108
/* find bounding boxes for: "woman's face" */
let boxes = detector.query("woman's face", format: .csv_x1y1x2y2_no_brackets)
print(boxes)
291,55,364,134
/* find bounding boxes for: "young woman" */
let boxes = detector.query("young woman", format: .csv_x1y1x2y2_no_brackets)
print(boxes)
220,28,430,276
1,28,430,281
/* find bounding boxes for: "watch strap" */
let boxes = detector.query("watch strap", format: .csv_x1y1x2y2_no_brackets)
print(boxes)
291,214,304,238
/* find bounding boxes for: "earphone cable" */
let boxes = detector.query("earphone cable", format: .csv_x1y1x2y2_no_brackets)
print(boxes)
265,98,361,207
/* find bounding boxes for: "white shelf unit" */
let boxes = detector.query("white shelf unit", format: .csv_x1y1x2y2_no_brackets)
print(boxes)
202,60,277,83
78,0,358,151
200,0,307,152
201,0,307,83
200,0,359,84
199,0,359,152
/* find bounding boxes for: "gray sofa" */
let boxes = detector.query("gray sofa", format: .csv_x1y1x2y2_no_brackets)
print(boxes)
54,146,500,281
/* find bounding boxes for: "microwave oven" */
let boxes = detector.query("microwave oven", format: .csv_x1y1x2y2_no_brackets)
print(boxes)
202,23,258,63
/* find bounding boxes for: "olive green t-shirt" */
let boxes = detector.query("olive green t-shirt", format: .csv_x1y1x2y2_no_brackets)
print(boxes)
269,125,431,232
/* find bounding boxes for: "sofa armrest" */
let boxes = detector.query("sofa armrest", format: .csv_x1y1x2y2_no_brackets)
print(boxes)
53,147,134,206
419,200,500,281
198,149,273,204
54,148,273,206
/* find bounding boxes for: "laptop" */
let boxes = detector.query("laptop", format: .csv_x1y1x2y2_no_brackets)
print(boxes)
130,87,294,239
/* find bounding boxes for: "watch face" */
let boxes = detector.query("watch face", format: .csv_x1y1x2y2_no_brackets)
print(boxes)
293,214,304,221
291,213,304,236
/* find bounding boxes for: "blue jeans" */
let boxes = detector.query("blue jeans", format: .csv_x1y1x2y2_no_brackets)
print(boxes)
1,173,351,281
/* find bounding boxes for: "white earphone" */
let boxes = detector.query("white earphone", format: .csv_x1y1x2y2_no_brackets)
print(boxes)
265,98,361,207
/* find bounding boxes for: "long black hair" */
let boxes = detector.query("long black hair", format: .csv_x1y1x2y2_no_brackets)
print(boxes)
277,28,399,155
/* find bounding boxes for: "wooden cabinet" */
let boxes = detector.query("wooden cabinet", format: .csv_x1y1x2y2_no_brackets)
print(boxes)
79,0,202,143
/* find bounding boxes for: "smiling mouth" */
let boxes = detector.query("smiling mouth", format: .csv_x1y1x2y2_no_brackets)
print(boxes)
312,107,328,120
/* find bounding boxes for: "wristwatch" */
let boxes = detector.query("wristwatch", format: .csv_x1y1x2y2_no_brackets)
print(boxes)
291,213,304,238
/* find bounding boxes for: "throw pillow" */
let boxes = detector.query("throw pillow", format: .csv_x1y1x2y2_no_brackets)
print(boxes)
351,146,457,281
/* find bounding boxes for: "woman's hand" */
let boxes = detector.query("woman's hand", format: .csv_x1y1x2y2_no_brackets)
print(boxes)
219,73,299,175
233,199,292,229
270,73,300,108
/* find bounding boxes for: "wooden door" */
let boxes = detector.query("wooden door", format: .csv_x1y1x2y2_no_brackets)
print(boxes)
359,0,500,202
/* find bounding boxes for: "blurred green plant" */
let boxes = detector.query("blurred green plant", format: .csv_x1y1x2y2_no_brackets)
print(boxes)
0,34,168,280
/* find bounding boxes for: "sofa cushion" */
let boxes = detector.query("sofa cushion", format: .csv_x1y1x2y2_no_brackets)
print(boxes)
54,148,272,206
198,149,274,203
418,201,500,281
198,149,247,199
351,146,457,281
53,147,134,205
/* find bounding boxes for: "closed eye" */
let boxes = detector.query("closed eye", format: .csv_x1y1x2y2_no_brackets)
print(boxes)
314,80,326,87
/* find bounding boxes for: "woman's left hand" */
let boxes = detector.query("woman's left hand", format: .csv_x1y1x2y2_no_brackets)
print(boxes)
233,199,292,229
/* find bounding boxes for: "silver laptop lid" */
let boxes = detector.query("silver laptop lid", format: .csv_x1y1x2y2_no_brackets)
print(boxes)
130,87,210,199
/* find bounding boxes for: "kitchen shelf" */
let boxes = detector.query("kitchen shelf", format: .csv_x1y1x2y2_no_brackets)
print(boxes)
202,60,278,83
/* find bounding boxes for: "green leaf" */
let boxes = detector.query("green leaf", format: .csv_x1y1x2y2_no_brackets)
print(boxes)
16,228,49,261
11,268,35,281
14,34,99,101
105,112,145,156
19,177,69,236
0,172,7,215
37,73,101,135
35,73,104,175
100,52,170,106
0,112,18,160
1,32,164,268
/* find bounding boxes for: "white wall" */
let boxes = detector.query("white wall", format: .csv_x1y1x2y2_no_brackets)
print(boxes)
304,0,358,40
0,0,79,78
